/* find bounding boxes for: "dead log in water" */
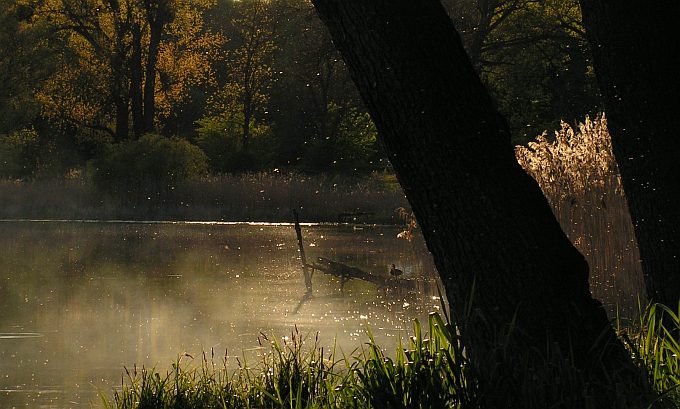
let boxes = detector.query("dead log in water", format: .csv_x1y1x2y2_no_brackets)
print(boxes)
310,257,416,290
293,209,313,293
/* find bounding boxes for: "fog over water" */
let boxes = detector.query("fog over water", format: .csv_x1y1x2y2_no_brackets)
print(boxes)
0,221,439,408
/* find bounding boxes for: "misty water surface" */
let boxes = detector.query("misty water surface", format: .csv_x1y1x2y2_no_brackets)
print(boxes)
0,221,439,408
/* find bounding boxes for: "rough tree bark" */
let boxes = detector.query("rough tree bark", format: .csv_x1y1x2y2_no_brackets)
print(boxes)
311,0,642,404
111,53,129,141
579,0,680,308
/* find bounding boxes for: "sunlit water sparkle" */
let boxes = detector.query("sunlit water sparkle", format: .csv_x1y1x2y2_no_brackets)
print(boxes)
0,220,438,408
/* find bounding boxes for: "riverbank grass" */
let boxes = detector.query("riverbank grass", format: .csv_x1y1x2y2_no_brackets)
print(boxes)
103,304,679,408
103,313,471,408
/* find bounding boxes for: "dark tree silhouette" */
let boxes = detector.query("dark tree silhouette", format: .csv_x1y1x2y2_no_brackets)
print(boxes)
310,0,643,404
579,0,680,308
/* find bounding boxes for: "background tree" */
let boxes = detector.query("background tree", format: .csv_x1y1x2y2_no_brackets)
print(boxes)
578,0,680,308
3,0,605,177
310,0,643,405
1,0,70,176
264,0,381,171
33,0,219,141
0,0,55,134
200,0,274,170
288,14,377,171
442,0,600,140
35,0,135,140
153,1,224,136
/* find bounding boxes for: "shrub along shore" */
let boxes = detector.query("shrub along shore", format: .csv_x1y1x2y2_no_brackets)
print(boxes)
0,172,408,224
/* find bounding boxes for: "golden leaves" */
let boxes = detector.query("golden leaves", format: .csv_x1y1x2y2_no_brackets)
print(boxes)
36,54,111,126
32,0,224,129
155,30,226,119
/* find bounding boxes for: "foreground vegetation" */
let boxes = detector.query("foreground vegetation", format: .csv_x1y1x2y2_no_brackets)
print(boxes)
103,304,679,409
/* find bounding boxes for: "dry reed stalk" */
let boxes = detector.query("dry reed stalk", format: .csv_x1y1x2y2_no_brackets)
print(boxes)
515,115,645,315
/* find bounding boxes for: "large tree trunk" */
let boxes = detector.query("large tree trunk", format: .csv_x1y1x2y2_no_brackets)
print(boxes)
579,0,680,308
130,22,145,137
113,89,129,141
111,55,129,141
242,92,252,153
311,0,642,404
143,24,161,133
143,0,171,133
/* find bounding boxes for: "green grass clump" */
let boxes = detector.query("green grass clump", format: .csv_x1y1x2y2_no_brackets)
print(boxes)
620,302,680,406
104,357,247,409
103,314,472,409
346,313,474,408
244,329,341,408
104,327,345,409
105,308,680,409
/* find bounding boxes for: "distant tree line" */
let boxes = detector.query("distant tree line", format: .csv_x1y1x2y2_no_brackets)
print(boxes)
1,0,598,181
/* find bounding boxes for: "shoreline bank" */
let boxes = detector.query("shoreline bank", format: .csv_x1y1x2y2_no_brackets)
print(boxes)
0,172,410,224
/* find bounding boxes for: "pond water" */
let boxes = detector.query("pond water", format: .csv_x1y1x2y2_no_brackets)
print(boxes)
0,221,439,408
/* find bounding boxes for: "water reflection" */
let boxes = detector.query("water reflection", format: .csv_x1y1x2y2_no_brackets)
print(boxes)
0,221,438,407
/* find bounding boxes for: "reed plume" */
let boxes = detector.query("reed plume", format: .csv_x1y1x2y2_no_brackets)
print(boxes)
516,115,645,314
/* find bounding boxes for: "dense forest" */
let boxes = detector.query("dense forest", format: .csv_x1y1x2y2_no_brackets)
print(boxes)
1,0,598,182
